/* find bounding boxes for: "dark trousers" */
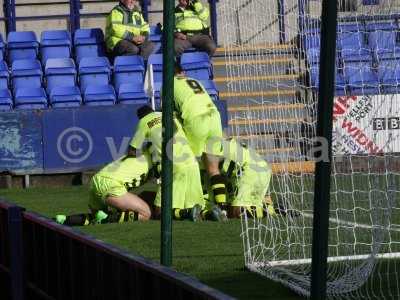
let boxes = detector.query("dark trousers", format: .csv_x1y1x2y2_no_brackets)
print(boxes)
174,34,217,56
112,39,155,60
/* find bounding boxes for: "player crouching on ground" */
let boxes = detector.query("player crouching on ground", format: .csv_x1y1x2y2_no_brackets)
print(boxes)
215,138,273,219
54,154,152,226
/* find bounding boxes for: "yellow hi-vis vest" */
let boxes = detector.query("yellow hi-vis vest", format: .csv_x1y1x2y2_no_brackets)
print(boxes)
174,1,209,34
105,4,150,51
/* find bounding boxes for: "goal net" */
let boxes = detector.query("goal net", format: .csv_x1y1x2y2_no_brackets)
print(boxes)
218,0,400,298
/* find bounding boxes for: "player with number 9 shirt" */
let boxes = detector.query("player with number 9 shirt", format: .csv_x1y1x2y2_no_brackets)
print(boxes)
173,62,228,213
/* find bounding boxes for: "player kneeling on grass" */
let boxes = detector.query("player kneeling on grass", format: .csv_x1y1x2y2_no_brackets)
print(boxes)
220,138,273,219
55,154,152,226
127,105,225,221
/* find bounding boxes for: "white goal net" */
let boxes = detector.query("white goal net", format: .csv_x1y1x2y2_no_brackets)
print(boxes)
218,0,400,298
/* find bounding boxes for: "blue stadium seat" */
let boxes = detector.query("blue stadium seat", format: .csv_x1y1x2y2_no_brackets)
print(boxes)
74,28,106,63
366,21,397,32
78,56,111,92
40,30,72,66
7,31,39,64
362,0,380,5
181,52,212,80
11,59,43,90
151,42,162,54
83,84,116,106
0,61,9,90
0,89,13,110
14,87,47,109
304,34,320,50
378,60,400,93
149,25,162,53
49,86,82,108
147,54,163,82
369,31,397,53
369,31,400,61
310,65,346,92
335,70,346,93
337,23,364,34
310,65,319,88
338,32,371,61
306,48,320,64
118,83,149,104
113,55,145,92
0,33,5,61
45,58,77,93
149,25,162,42
200,79,219,101
344,62,379,95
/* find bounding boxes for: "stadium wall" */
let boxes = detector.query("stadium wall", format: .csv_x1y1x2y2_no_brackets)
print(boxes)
0,103,228,175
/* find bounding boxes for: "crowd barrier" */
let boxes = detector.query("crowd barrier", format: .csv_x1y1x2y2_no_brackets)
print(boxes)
0,199,234,300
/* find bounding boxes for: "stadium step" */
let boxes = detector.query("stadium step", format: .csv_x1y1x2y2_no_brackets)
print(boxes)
233,134,301,151
219,89,299,105
214,74,299,84
271,161,315,174
259,148,304,162
228,103,304,112
227,118,304,135
232,134,276,149
214,73,299,92
212,57,295,77
212,57,294,67
220,89,297,98
228,103,307,120
214,43,295,57
257,147,298,154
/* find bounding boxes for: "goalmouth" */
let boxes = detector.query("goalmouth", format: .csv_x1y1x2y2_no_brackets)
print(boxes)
218,0,400,299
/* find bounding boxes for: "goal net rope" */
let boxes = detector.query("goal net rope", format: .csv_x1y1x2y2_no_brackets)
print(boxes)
218,0,400,298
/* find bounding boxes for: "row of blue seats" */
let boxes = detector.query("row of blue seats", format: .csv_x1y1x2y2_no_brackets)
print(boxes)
0,27,162,65
0,77,219,110
304,20,399,35
0,52,216,110
310,61,400,95
0,52,212,94
306,30,400,64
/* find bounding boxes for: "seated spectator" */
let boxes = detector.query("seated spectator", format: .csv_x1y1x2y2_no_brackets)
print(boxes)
174,0,216,56
105,0,154,59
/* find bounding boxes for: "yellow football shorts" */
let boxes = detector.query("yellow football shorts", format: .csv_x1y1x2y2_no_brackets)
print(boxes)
154,164,205,209
88,175,127,211
183,109,223,157
230,164,272,208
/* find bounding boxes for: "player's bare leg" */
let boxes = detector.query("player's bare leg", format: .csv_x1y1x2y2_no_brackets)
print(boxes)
105,192,151,221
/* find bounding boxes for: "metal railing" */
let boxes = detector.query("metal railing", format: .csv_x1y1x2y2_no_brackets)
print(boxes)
0,199,234,300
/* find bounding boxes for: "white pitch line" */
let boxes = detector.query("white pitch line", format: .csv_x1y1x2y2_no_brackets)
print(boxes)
302,213,400,233
256,252,400,267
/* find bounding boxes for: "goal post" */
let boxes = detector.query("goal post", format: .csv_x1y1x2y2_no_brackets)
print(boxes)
310,0,338,299
217,0,400,298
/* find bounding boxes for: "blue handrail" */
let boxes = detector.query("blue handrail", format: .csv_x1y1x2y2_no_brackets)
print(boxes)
209,0,219,45
4,0,16,32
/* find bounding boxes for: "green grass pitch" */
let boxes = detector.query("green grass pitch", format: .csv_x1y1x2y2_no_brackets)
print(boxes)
0,186,302,300
2,172,400,299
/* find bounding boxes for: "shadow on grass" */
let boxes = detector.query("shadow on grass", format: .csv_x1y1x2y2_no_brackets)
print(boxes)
200,268,305,300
